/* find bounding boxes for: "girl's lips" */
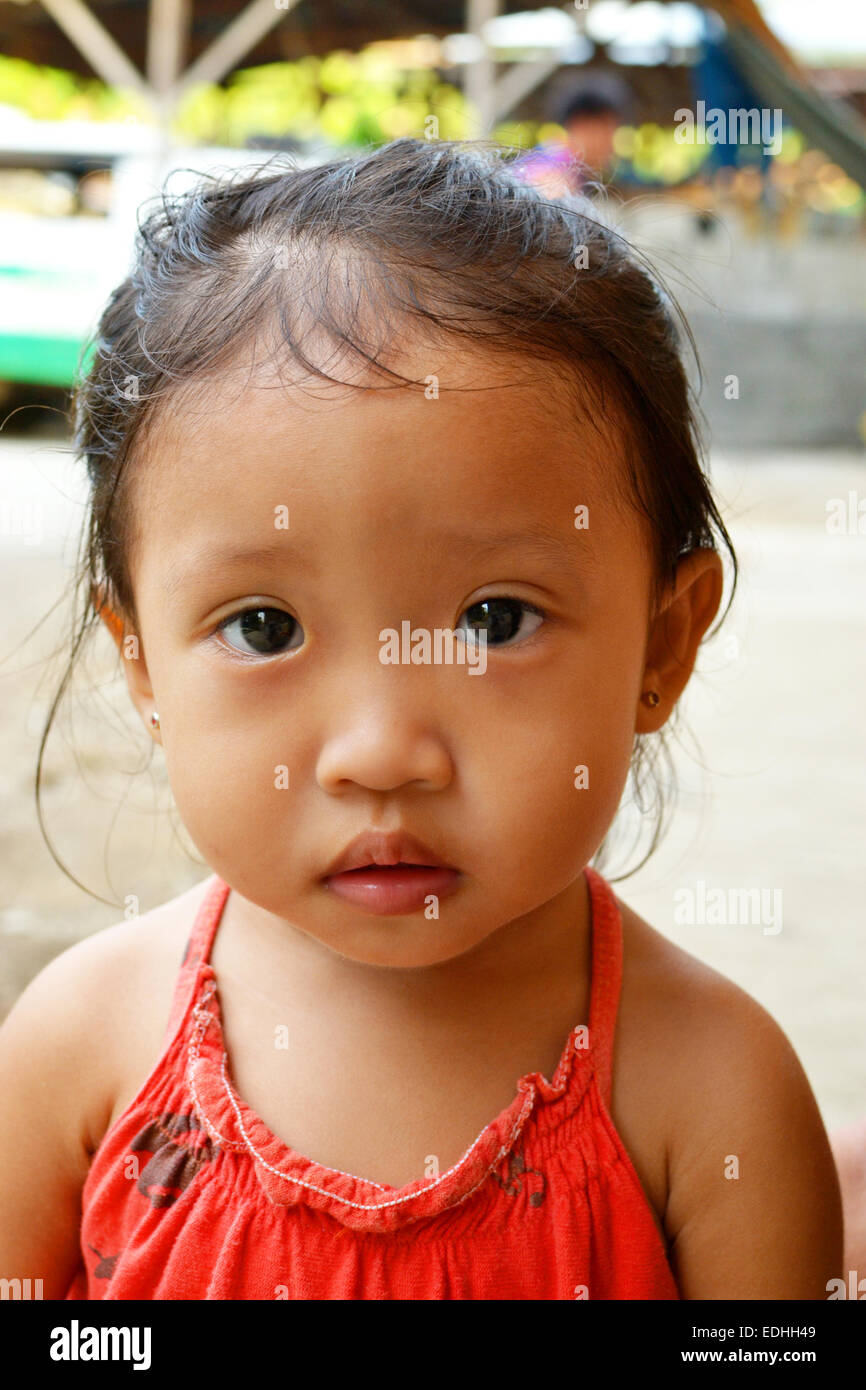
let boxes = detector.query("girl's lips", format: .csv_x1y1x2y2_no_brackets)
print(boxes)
323,864,461,916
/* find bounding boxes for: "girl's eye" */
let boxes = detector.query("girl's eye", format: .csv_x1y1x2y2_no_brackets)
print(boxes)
456,598,545,648
215,607,302,658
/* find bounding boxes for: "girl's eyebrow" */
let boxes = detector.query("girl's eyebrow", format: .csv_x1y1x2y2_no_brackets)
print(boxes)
434,523,597,572
162,540,309,597
163,522,592,598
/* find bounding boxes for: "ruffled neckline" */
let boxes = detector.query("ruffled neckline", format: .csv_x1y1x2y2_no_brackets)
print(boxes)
185,869,616,1233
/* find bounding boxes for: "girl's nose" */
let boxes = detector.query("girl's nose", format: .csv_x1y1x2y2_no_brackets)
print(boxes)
315,713,454,795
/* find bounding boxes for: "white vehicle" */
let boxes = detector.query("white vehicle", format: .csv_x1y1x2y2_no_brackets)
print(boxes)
0,110,325,388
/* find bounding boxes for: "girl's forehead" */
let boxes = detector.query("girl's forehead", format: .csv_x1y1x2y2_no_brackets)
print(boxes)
129,355,649,603
139,344,626,517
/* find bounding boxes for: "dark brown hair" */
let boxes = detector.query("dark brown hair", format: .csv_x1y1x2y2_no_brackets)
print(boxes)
38,136,737,895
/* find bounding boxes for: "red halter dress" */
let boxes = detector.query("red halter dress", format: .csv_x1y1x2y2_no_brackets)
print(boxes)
65,866,680,1299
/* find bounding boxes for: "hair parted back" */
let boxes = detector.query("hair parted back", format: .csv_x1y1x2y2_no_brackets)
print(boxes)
38,136,737,894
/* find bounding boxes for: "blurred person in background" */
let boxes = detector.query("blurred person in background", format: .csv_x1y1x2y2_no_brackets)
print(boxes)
512,73,633,197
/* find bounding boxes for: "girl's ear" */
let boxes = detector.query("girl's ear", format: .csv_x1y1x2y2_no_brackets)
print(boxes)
92,583,124,647
636,547,724,733
91,584,161,743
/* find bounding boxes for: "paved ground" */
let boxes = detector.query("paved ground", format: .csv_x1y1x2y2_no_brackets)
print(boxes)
0,432,863,1131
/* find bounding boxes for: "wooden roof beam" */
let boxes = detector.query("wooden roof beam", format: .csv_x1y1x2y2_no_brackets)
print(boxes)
174,0,301,98
38,0,147,94
147,0,192,93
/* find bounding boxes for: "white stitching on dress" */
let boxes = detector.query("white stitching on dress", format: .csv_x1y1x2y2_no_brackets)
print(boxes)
218,1052,538,1213
186,983,239,1151
185,970,583,1215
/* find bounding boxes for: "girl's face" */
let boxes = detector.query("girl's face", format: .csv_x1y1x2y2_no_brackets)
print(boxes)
106,342,722,968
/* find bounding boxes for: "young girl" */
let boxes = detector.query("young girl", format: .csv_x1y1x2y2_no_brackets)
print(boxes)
0,138,842,1300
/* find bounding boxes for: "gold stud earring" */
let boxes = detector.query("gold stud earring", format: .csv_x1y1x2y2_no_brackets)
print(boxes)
151,711,160,730
641,690,660,708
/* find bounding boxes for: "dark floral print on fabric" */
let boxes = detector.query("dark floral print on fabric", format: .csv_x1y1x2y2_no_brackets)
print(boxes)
88,1245,121,1279
491,1148,547,1207
129,1111,220,1209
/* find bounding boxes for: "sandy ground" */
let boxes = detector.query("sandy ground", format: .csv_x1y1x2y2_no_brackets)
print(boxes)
0,432,864,1133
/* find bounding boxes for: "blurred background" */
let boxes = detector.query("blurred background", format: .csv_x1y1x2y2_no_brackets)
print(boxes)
0,1,864,1135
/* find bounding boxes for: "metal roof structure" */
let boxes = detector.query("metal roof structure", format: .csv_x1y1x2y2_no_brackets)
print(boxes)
1,1,864,182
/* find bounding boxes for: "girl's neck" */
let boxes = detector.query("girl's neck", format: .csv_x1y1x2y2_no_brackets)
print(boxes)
209,871,592,1025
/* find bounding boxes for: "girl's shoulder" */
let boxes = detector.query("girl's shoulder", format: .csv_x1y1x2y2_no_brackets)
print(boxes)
616,893,771,1034
613,891,806,1130
82,876,217,1141
1,876,213,1156
612,893,841,1295
604,894,766,1233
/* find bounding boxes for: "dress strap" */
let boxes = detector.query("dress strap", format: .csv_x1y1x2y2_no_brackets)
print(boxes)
160,875,231,1050
584,866,624,1112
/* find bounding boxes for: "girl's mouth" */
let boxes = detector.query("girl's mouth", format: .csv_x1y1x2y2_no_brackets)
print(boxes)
322,863,461,916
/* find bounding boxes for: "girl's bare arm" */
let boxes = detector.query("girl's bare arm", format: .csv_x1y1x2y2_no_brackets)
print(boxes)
664,982,843,1300
0,936,121,1298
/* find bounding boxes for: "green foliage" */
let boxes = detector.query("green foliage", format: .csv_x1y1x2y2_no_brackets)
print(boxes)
177,56,478,149
0,49,521,151
8,46,855,215
0,55,145,122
